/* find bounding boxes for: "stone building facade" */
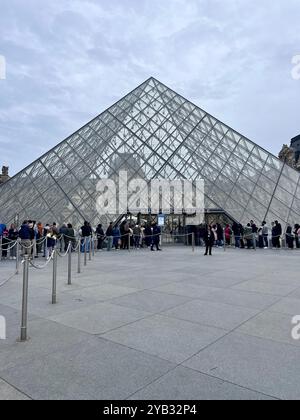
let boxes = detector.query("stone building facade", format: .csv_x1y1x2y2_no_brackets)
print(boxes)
0,166,10,185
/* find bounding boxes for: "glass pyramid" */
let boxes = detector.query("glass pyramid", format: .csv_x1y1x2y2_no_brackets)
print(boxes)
1,77,299,229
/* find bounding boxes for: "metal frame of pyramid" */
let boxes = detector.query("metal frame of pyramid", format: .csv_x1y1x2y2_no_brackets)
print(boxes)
1,77,300,229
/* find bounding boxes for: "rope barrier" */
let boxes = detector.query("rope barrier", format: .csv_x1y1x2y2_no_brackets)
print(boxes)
56,243,72,258
28,251,55,270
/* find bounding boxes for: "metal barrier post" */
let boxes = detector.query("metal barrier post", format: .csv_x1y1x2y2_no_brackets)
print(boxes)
68,244,72,285
128,233,131,253
92,236,95,257
16,241,20,274
223,229,226,252
84,238,87,266
192,232,195,253
20,255,29,342
52,248,57,304
89,236,92,261
0,236,2,261
77,239,81,274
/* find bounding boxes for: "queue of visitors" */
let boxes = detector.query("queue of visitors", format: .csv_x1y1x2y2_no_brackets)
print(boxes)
0,218,300,260
0,219,163,259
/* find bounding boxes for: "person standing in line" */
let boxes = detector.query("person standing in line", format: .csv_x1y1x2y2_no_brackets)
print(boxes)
59,224,68,252
96,224,105,250
122,221,130,250
232,222,241,248
36,222,44,256
144,223,152,248
286,225,294,249
8,224,18,259
106,222,114,251
65,223,76,251
239,224,245,249
113,224,121,250
151,222,162,251
273,221,282,249
258,222,264,249
1,229,9,259
133,224,141,249
19,221,31,257
216,223,224,247
294,224,300,249
204,225,215,256
244,224,253,249
80,221,92,252
262,221,269,249
46,226,56,259
224,224,232,246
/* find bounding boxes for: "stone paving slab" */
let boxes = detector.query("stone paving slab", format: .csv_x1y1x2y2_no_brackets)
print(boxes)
0,379,30,400
161,300,260,330
109,290,193,314
183,332,300,400
186,288,280,310
128,366,276,400
0,336,175,400
236,311,300,347
48,302,151,335
102,314,227,364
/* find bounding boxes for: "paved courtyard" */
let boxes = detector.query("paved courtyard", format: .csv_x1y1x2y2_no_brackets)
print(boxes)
0,246,300,400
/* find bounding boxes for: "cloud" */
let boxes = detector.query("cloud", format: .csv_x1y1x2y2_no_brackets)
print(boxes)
0,0,299,174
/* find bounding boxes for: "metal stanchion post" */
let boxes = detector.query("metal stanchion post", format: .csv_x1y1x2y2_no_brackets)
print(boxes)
68,244,72,285
92,236,95,257
84,237,87,266
223,229,226,252
0,236,2,261
192,232,195,253
128,233,131,252
52,248,57,304
89,236,92,261
16,241,20,274
77,239,81,274
20,255,29,342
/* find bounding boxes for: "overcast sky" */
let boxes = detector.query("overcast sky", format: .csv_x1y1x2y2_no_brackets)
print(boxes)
0,0,299,175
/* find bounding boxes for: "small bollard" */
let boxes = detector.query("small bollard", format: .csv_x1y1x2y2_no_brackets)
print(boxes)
52,248,58,304
192,232,195,253
20,255,30,342
0,236,2,262
16,241,20,274
68,244,72,285
92,236,95,257
77,239,81,274
128,233,131,252
84,237,87,266
89,236,92,261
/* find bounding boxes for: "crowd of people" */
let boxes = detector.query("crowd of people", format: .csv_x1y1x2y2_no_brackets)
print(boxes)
0,219,163,259
192,219,300,255
0,218,299,260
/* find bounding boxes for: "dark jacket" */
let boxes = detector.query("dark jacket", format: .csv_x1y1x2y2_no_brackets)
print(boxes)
106,226,113,237
19,224,30,240
204,229,215,245
8,229,18,241
152,226,161,244
81,225,92,237
232,223,241,236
